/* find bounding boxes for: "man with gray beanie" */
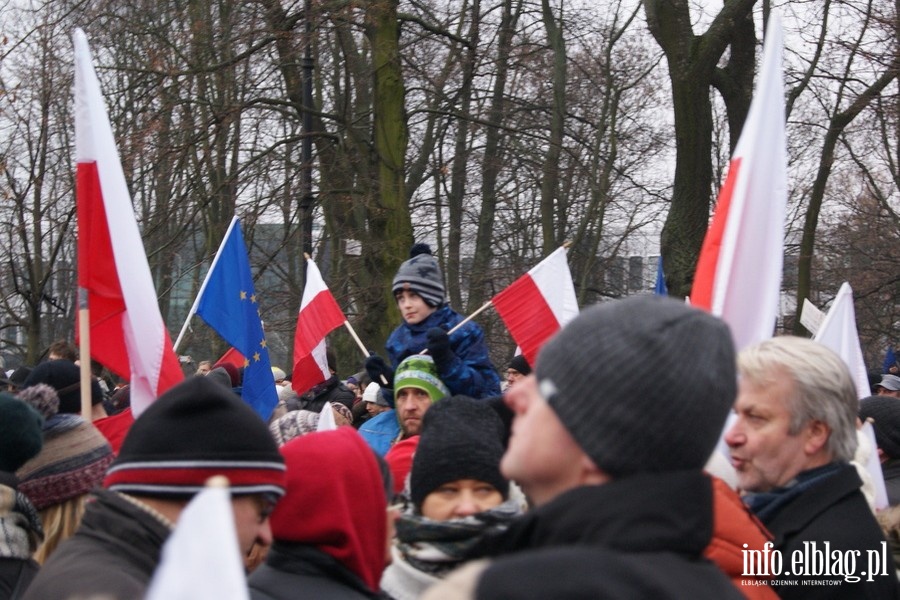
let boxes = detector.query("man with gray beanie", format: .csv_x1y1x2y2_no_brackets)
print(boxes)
423,296,745,599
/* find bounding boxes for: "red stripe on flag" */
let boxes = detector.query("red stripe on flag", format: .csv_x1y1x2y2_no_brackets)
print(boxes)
217,347,246,369
690,157,741,311
493,275,561,367
292,289,346,394
76,161,130,379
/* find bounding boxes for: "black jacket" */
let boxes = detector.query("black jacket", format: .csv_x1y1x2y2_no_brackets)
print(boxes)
249,542,380,600
474,471,745,599
299,376,356,412
22,489,170,600
759,463,899,600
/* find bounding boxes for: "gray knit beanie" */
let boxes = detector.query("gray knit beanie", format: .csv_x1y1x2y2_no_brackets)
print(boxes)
536,295,736,477
392,244,445,307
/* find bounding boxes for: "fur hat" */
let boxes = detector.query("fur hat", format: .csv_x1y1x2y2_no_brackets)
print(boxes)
23,360,105,413
410,395,509,509
535,296,736,477
103,377,285,498
393,355,449,403
860,395,900,458
16,384,114,509
0,392,44,473
392,244,445,307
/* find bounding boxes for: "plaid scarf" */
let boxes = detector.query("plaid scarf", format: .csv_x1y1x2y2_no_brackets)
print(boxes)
394,499,521,577
0,481,44,559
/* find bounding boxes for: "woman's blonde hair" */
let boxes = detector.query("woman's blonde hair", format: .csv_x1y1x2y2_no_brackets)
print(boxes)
32,494,88,564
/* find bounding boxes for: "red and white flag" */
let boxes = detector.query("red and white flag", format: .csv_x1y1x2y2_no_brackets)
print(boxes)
690,16,787,351
292,258,346,395
492,246,579,367
74,29,183,417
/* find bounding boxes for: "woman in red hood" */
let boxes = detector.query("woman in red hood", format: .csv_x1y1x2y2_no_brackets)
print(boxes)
248,428,389,600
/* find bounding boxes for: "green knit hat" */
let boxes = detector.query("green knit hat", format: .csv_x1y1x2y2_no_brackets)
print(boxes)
393,355,449,403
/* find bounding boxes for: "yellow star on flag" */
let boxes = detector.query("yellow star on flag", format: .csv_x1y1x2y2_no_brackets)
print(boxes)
240,291,247,300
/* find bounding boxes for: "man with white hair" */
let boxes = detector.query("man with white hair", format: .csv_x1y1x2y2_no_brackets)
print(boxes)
725,336,897,598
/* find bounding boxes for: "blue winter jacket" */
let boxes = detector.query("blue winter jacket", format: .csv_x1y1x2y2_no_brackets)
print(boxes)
384,305,501,400
358,409,399,457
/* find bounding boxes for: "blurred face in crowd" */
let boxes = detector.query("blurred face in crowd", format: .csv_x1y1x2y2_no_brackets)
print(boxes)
501,375,595,507
725,372,824,493
421,479,504,521
196,361,212,376
366,400,390,416
395,290,436,325
395,386,433,437
506,368,526,388
231,493,278,557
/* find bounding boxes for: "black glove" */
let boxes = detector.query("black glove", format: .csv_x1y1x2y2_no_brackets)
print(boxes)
426,327,454,369
365,354,394,387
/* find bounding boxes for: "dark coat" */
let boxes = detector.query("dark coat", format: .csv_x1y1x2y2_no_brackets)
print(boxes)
22,489,170,600
472,471,745,599
882,458,900,507
759,463,899,599
299,376,356,412
249,542,380,600
0,559,39,600
385,305,501,400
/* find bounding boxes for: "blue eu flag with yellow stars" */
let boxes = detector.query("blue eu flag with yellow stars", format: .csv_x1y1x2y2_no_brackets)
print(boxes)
196,217,278,420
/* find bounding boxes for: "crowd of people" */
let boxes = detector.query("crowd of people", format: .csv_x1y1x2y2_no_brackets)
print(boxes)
1,243,899,599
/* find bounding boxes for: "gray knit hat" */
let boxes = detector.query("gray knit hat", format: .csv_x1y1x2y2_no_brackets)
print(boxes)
392,244,445,307
535,295,736,477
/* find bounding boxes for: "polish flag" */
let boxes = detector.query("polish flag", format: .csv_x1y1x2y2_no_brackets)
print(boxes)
292,258,347,395
690,16,787,351
216,347,246,370
492,246,579,367
74,29,183,417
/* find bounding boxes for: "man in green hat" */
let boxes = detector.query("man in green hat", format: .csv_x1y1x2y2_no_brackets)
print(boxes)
392,355,450,440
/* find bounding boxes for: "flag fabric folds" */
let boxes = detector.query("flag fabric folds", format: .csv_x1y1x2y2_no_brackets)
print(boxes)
216,347,246,370
145,481,249,600
196,217,277,420
292,258,347,396
73,29,183,417
689,16,787,351
492,247,579,367
654,255,668,296
813,283,871,400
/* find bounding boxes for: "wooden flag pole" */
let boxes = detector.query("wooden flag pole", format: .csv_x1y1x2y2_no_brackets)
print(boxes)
77,288,93,420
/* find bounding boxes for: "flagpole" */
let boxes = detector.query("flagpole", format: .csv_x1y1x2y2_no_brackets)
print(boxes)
173,216,240,351
78,288,93,419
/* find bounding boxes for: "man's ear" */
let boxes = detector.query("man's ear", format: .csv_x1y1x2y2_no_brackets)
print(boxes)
804,420,830,455
579,453,611,486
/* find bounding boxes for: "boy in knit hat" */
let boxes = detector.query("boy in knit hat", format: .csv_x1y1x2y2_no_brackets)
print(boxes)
23,376,286,600
365,244,500,402
424,296,747,599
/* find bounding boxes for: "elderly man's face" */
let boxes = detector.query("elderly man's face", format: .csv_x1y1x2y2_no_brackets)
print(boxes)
500,375,590,507
725,372,818,493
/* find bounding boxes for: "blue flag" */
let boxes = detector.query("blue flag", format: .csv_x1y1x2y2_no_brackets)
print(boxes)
196,218,277,420
654,255,668,296
884,346,897,374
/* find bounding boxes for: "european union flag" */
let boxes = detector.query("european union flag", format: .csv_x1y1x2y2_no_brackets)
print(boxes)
196,217,277,420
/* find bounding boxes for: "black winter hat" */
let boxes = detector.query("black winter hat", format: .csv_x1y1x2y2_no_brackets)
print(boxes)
0,392,44,473
536,296,736,477
23,360,104,413
507,355,531,376
859,395,900,459
410,395,509,509
392,244,445,308
103,376,286,498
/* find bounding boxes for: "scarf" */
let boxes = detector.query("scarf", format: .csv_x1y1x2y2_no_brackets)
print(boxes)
744,462,844,522
394,499,521,577
0,481,44,559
